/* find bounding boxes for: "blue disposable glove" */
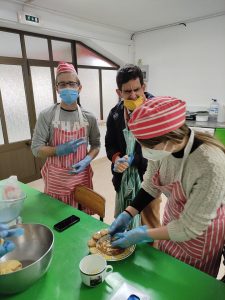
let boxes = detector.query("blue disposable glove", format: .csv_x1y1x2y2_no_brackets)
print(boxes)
108,211,133,236
0,224,24,257
111,225,154,248
55,138,86,156
113,154,134,172
69,155,92,174
127,295,140,300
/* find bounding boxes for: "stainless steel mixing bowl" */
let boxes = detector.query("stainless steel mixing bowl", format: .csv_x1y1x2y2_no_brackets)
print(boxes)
0,223,54,294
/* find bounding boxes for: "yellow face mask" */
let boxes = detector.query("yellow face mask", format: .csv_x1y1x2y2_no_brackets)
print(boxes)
123,96,144,111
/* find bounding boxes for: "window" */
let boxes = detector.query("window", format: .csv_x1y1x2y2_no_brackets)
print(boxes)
0,64,30,142
25,35,49,60
78,68,100,119
52,40,72,62
0,31,22,58
76,42,117,67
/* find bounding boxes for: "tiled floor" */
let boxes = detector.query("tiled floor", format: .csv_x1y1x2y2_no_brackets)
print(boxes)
28,157,224,280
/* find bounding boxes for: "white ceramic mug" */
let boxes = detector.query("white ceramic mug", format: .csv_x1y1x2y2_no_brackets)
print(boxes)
79,254,113,287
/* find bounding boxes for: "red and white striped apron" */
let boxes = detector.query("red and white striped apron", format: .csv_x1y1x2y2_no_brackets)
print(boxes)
41,105,93,214
153,129,225,277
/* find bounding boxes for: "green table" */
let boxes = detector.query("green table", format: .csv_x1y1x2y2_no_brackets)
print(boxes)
215,128,225,146
2,184,225,300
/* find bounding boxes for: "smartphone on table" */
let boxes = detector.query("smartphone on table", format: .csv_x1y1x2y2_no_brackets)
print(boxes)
53,215,80,232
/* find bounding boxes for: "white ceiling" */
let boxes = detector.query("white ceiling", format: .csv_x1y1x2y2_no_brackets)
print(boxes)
8,0,225,33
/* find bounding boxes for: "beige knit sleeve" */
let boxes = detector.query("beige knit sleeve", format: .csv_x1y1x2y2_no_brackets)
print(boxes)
141,160,161,198
168,146,225,242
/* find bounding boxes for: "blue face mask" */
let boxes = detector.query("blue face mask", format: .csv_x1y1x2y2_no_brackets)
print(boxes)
59,89,79,105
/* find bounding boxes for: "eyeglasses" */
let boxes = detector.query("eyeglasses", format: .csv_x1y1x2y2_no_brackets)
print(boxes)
57,81,79,89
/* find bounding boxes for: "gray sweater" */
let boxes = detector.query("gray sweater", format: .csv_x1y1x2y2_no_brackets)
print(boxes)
142,143,225,242
31,104,100,157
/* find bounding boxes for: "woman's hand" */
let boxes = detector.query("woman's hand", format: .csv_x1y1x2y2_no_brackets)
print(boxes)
0,224,24,257
111,225,154,248
108,211,133,236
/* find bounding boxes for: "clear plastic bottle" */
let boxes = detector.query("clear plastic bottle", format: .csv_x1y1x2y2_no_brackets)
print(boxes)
209,99,219,121
217,102,225,123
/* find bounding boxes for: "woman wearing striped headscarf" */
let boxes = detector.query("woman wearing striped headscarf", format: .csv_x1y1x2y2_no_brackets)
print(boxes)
109,96,225,277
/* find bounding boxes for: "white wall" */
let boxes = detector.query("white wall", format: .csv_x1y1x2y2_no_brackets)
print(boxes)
135,15,225,111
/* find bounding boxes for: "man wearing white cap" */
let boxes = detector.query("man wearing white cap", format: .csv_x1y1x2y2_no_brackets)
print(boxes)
31,62,100,212
109,96,225,278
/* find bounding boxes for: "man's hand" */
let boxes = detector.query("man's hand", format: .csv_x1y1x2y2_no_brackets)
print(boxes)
113,154,134,173
55,138,86,156
69,155,92,174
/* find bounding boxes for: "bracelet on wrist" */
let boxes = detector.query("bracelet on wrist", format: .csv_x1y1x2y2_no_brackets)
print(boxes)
124,209,133,218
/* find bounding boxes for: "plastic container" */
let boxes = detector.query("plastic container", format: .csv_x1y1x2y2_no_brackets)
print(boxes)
0,193,26,223
209,99,219,121
0,176,26,223
196,111,209,122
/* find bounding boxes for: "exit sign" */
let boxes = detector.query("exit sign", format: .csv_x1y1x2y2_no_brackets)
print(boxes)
17,11,41,26
25,14,39,24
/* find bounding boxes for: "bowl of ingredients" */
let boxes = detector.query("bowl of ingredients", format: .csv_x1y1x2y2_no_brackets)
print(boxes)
0,223,54,294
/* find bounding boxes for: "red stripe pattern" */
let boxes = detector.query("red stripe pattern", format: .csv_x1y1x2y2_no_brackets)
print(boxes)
128,96,186,139
56,61,77,75
152,170,225,277
41,126,93,214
